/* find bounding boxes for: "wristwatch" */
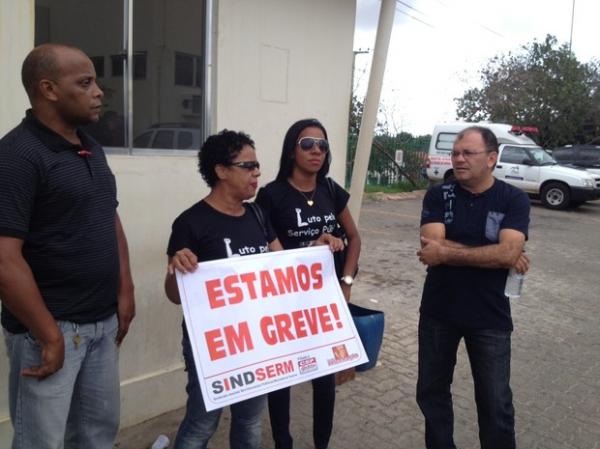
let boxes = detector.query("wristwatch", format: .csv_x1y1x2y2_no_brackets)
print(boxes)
340,275,354,286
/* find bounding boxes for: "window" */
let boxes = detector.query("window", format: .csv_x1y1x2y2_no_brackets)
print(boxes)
436,133,456,152
175,53,202,87
90,56,104,78
580,148,600,164
133,52,147,80
111,54,125,77
152,131,175,149
133,131,153,148
35,0,207,152
178,131,194,149
500,146,528,164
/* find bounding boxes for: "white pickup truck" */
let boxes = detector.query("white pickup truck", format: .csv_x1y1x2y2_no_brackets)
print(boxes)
425,122,600,210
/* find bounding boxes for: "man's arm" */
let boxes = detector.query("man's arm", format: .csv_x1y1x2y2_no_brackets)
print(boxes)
418,223,525,269
115,213,135,345
0,236,64,378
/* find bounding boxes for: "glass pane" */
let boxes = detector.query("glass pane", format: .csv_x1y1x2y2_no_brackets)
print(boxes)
175,53,194,86
436,133,456,151
500,147,526,164
152,131,174,149
133,0,205,150
34,0,126,147
133,131,153,148
177,131,193,149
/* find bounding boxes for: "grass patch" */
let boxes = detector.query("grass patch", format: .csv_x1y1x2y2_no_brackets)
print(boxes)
365,181,428,194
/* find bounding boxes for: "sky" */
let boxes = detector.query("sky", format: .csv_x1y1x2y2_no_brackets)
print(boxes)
353,0,600,136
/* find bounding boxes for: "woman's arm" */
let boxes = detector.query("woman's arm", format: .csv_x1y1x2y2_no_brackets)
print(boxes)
337,206,361,301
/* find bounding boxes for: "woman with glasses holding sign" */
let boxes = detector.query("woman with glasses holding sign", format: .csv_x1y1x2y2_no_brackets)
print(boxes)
164,129,341,449
256,118,361,449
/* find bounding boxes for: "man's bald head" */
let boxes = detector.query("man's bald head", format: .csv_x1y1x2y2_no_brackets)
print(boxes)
21,44,87,100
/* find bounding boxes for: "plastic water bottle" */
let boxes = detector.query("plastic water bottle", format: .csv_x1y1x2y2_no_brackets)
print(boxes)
150,434,170,449
504,267,524,299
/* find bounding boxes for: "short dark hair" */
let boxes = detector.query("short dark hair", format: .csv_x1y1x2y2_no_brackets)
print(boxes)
456,126,499,153
21,44,82,99
198,129,255,187
275,118,331,182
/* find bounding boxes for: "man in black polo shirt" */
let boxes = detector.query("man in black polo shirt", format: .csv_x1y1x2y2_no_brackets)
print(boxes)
0,44,135,449
416,126,530,449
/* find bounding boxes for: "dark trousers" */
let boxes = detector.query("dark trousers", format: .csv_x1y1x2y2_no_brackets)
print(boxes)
267,374,336,449
416,315,516,449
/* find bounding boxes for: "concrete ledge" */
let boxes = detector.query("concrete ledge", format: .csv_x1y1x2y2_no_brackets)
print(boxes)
120,364,187,429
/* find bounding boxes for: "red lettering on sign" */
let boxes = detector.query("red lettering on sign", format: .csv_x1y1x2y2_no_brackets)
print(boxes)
259,305,340,345
204,322,254,360
205,329,226,360
203,262,326,308
224,275,243,304
206,279,225,309
260,270,278,297
274,266,299,294
310,262,323,289
239,272,258,299
297,264,311,291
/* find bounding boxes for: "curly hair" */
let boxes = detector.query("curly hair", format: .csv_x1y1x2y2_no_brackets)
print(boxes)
198,129,255,187
275,118,331,182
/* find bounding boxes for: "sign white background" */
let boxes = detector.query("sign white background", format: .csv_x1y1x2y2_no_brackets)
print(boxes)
176,246,368,411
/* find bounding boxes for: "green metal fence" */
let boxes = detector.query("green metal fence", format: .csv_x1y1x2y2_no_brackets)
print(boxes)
346,134,430,190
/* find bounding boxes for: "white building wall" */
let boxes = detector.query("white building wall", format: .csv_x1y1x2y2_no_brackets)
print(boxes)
0,3,35,445
0,0,356,441
215,0,356,184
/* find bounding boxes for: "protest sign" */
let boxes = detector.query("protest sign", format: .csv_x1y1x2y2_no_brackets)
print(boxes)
176,245,368,411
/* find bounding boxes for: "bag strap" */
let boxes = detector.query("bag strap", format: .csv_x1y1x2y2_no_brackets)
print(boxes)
326,177,336,203
247,202,269,241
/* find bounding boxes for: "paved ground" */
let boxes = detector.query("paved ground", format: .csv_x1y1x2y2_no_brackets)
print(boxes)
116,195,600,449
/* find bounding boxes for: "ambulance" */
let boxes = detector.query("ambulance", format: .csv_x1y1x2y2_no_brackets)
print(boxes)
425,122,600,209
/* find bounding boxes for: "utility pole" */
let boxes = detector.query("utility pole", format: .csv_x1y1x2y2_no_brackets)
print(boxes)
569,0,576,53
347,0,396,225
348,48,371,134
350,48,370,96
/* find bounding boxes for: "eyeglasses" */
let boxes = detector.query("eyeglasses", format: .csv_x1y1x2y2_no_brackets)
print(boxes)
297,137,329,153
227,160,260,170
450,150,489,158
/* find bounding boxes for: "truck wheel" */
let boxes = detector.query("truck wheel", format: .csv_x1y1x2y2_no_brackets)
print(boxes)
541,182,570,210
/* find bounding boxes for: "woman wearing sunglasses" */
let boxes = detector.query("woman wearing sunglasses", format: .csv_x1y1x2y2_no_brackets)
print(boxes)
164,129,341,449
256,118,361,449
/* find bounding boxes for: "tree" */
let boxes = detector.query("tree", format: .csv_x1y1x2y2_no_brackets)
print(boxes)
456,35,600,148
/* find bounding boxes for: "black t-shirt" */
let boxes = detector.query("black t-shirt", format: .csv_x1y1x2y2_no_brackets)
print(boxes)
255,178,349,250
167,201,276,261
0,111,119,333
419,179,530,331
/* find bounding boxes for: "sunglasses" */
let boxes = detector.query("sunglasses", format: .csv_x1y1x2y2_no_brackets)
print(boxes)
228,160,260,170
297,137,329,153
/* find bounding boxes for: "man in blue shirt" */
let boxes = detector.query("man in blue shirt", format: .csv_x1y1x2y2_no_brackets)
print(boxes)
416,126,530,449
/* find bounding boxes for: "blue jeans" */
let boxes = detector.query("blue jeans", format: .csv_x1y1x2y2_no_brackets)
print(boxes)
174,330,266,449
3,314,120,449
416,315,515,449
